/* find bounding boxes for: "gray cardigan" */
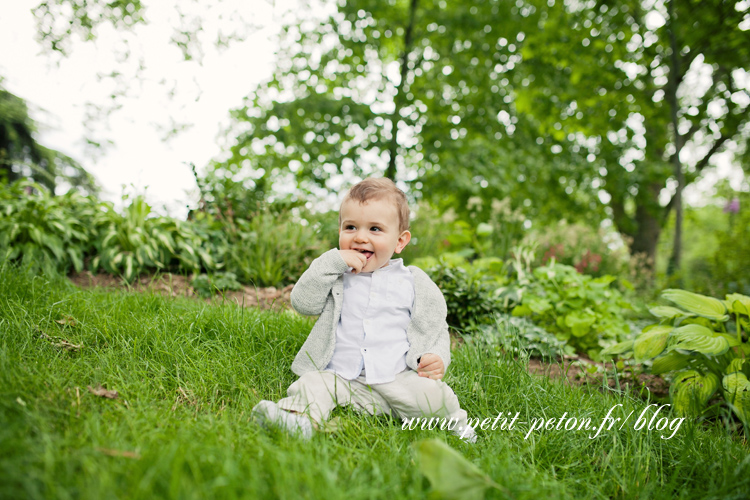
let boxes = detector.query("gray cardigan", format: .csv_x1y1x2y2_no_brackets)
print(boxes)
290,248,452,377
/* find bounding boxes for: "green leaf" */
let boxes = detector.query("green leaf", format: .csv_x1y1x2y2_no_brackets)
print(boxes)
634,325,672,362
722,372,750,425
667,324,730,356
564,310,596,337
649,305,695,319
670,370,719,416
718,333,741,347
527,296,552,314
124,254,134,282
600,340,633,357
67,247,83,273
476,222,493,236
661,289,729,321
726,293,750,315
651,351,690,375
726,358,746,375
511,304,532,317
413,439,502,500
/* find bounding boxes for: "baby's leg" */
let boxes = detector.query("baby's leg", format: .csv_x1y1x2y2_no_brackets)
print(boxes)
372,370,475,441
278,370,389,425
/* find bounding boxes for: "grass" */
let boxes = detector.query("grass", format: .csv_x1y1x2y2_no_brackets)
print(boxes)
0,265,748,499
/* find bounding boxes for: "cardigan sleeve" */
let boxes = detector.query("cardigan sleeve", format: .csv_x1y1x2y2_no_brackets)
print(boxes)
406,267,452,371
290,248,349,316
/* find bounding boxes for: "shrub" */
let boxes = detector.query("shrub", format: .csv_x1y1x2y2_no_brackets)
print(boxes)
710,192,750,295
0,180,98,274
401,202,469,262
603,289,750,427
478,314,569,359
523,220,629,278
91,195,221,282
225,207,324,288
190,272,244,298
510,261,632,359
415,254,507,332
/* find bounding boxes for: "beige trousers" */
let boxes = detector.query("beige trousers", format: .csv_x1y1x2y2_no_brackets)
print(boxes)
278,369,469,428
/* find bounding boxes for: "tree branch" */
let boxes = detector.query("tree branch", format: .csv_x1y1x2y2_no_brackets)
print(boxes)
385,0,418,180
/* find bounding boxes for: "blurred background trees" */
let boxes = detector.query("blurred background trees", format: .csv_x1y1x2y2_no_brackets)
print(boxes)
1,0,748,294
216,0,749,275
0,83,96,193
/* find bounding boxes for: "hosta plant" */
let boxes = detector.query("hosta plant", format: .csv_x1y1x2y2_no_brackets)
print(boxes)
510,261,632,359
0,180,98,273
603,289,750,426
91,195,220,282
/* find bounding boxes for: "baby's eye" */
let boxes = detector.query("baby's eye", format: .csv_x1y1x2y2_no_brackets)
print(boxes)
344,225,356,231
370,226,382,232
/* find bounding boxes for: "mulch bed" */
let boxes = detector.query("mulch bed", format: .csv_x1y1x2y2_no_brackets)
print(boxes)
68,271,294,310
527,357,670,399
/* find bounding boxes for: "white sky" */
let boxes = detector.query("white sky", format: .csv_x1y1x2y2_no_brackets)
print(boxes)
0,0,290,219
0,1,745,221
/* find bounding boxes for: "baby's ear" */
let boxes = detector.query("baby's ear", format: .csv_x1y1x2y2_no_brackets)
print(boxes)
395,230,411,253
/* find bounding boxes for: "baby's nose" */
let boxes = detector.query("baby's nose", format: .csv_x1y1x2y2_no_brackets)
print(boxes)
354,230,369,242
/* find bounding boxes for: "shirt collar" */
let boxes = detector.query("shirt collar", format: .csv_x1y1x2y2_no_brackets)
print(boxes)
345,258,405,275
374,258,404,273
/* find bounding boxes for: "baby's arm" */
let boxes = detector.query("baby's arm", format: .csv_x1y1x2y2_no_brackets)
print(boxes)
406,268,453,375
290,249,349,315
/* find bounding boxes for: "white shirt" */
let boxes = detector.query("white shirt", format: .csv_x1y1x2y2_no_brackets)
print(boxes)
325,258,414,384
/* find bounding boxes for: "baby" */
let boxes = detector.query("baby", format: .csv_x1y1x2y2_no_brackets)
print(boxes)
252,177,474,442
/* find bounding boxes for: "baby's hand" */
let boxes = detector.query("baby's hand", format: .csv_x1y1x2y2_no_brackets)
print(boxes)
339,249,367,273
417,353,444,380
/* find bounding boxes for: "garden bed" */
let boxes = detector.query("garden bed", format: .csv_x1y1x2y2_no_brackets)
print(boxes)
527,358,670,400
69,270,294,310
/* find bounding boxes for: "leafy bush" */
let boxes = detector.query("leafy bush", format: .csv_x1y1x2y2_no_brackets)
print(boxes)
710,192,750,295
401,202,469,262
0,180,98,274
603,289,750,426
478,314,569,359
523,220,629,278
91,195,221,282
510,261,632,359
225,207,324,288
415,254,507,332
190,272,243,298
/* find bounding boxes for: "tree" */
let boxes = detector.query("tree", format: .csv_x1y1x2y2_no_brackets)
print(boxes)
217,0,603,227
0,83,96,192
215,0,748,271
516,0,750,270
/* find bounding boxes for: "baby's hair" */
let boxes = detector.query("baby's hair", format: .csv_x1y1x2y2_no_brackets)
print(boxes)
340,177,410,232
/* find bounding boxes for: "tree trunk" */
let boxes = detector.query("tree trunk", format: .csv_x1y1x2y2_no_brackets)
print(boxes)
666,0,685,278
628,181,664,272
385,0,418,181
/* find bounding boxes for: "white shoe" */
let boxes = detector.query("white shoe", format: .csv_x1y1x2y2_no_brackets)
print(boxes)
252,400,313,439
454,424,477,443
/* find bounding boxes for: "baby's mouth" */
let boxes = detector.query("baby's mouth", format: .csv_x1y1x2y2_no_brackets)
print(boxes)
356,249,374,260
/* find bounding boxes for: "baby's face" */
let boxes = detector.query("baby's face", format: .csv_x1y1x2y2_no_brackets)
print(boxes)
339,197,410,272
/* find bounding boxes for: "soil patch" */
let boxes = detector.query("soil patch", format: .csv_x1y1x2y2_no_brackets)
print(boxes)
69,271,293,310
527,357,670,400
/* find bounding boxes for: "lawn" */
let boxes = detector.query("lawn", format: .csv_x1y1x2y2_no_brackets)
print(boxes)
0,266,748,499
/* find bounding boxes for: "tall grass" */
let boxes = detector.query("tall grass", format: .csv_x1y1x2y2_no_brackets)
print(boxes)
0,265,748,499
